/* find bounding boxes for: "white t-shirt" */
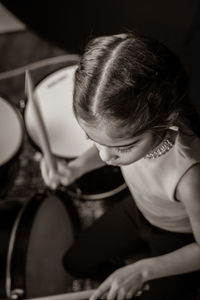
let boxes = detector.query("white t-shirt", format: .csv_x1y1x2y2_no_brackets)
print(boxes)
121,130,200,233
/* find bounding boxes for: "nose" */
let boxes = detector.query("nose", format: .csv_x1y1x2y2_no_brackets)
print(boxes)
97,144,118,163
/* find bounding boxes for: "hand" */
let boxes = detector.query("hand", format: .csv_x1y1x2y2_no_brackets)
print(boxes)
90,262,150,300
40,156,82,190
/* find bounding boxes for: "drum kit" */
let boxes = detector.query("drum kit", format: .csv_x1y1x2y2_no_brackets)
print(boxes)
0,59,127,299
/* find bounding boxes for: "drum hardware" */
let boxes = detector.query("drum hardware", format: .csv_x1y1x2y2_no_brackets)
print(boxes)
59,177,127,201
19,99,26,112
10,288,24,299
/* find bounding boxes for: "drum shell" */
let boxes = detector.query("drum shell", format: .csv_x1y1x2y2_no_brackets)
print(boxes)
0,201,22,298
1,191,79,299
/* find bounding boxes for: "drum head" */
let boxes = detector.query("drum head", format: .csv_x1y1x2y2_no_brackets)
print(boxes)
68,165,127,201
0,97,23,165
10,193,78,298
25,65,93,158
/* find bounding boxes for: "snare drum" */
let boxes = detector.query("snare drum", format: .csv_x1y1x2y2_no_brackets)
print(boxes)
0,97,23,197
0,191,78,299
24,65,127,200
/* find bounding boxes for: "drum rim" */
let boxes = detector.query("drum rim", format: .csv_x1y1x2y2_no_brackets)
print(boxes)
0,96,24,166
67,182,127,201
34,64,78,93
5,194,42,298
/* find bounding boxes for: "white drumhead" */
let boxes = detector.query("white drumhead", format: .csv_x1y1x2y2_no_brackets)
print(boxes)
0,97,23,165
25,65,93,157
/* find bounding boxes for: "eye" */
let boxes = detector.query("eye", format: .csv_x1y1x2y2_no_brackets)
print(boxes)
115,146,135,153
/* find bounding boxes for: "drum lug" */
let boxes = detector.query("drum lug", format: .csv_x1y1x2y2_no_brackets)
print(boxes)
9,288,24,300
18,99,26,113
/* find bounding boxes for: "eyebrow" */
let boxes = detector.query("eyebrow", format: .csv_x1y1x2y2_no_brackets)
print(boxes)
85,133,140,148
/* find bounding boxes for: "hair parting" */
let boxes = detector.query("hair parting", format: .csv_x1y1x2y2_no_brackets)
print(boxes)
73,31,200,138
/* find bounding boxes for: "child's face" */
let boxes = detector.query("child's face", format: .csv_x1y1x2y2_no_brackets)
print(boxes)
79,120,158,166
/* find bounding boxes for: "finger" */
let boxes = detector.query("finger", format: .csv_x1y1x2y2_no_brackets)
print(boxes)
49,168,59,190
59,167,74,186
126,283,150,299
135,290,143,297
126,291,134,299
90,290,103,300
57,159,68,173
101,292,108,299
60,175,72,186
107,284,118,300
117,289,126,300
40,158,51,186
57,162,73,186
125,286,140,299
90,282,110,300
34,151,43,162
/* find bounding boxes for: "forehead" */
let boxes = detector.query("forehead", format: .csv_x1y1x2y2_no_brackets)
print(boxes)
78,119,143,147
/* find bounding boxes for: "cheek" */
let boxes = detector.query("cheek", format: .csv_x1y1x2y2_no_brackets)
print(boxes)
139,141,154,156
119,140,154,162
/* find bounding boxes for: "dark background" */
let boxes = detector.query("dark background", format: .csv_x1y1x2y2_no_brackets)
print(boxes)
2,0,200,110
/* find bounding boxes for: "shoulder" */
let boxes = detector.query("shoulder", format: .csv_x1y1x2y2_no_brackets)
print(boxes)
176,130,200,159
176,163,200,204
176,163,200,244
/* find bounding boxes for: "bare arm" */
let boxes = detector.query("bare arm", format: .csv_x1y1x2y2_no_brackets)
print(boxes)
71,144,106,177
142,163,200,281
40,145,106,188
90,164,200,300
143,243,200,281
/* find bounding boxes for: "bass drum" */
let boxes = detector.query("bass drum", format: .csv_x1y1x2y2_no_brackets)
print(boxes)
24,64,127,200
0,191,78,299
0,96,23,198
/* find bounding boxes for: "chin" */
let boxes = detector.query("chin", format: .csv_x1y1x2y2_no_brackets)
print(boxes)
107,161,130,167
118,159,139,166
106,158,139,166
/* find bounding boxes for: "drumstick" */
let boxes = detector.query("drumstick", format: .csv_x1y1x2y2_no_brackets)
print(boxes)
26,289,96,300
25,70,57,176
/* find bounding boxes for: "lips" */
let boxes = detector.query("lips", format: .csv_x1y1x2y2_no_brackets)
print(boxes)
106,160,121,166
105,161,114,165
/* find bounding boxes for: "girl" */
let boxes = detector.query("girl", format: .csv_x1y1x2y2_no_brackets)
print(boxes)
41,32,200,299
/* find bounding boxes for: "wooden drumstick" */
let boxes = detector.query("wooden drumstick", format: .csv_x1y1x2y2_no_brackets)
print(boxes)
26,289,96,300
25,70,57,176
